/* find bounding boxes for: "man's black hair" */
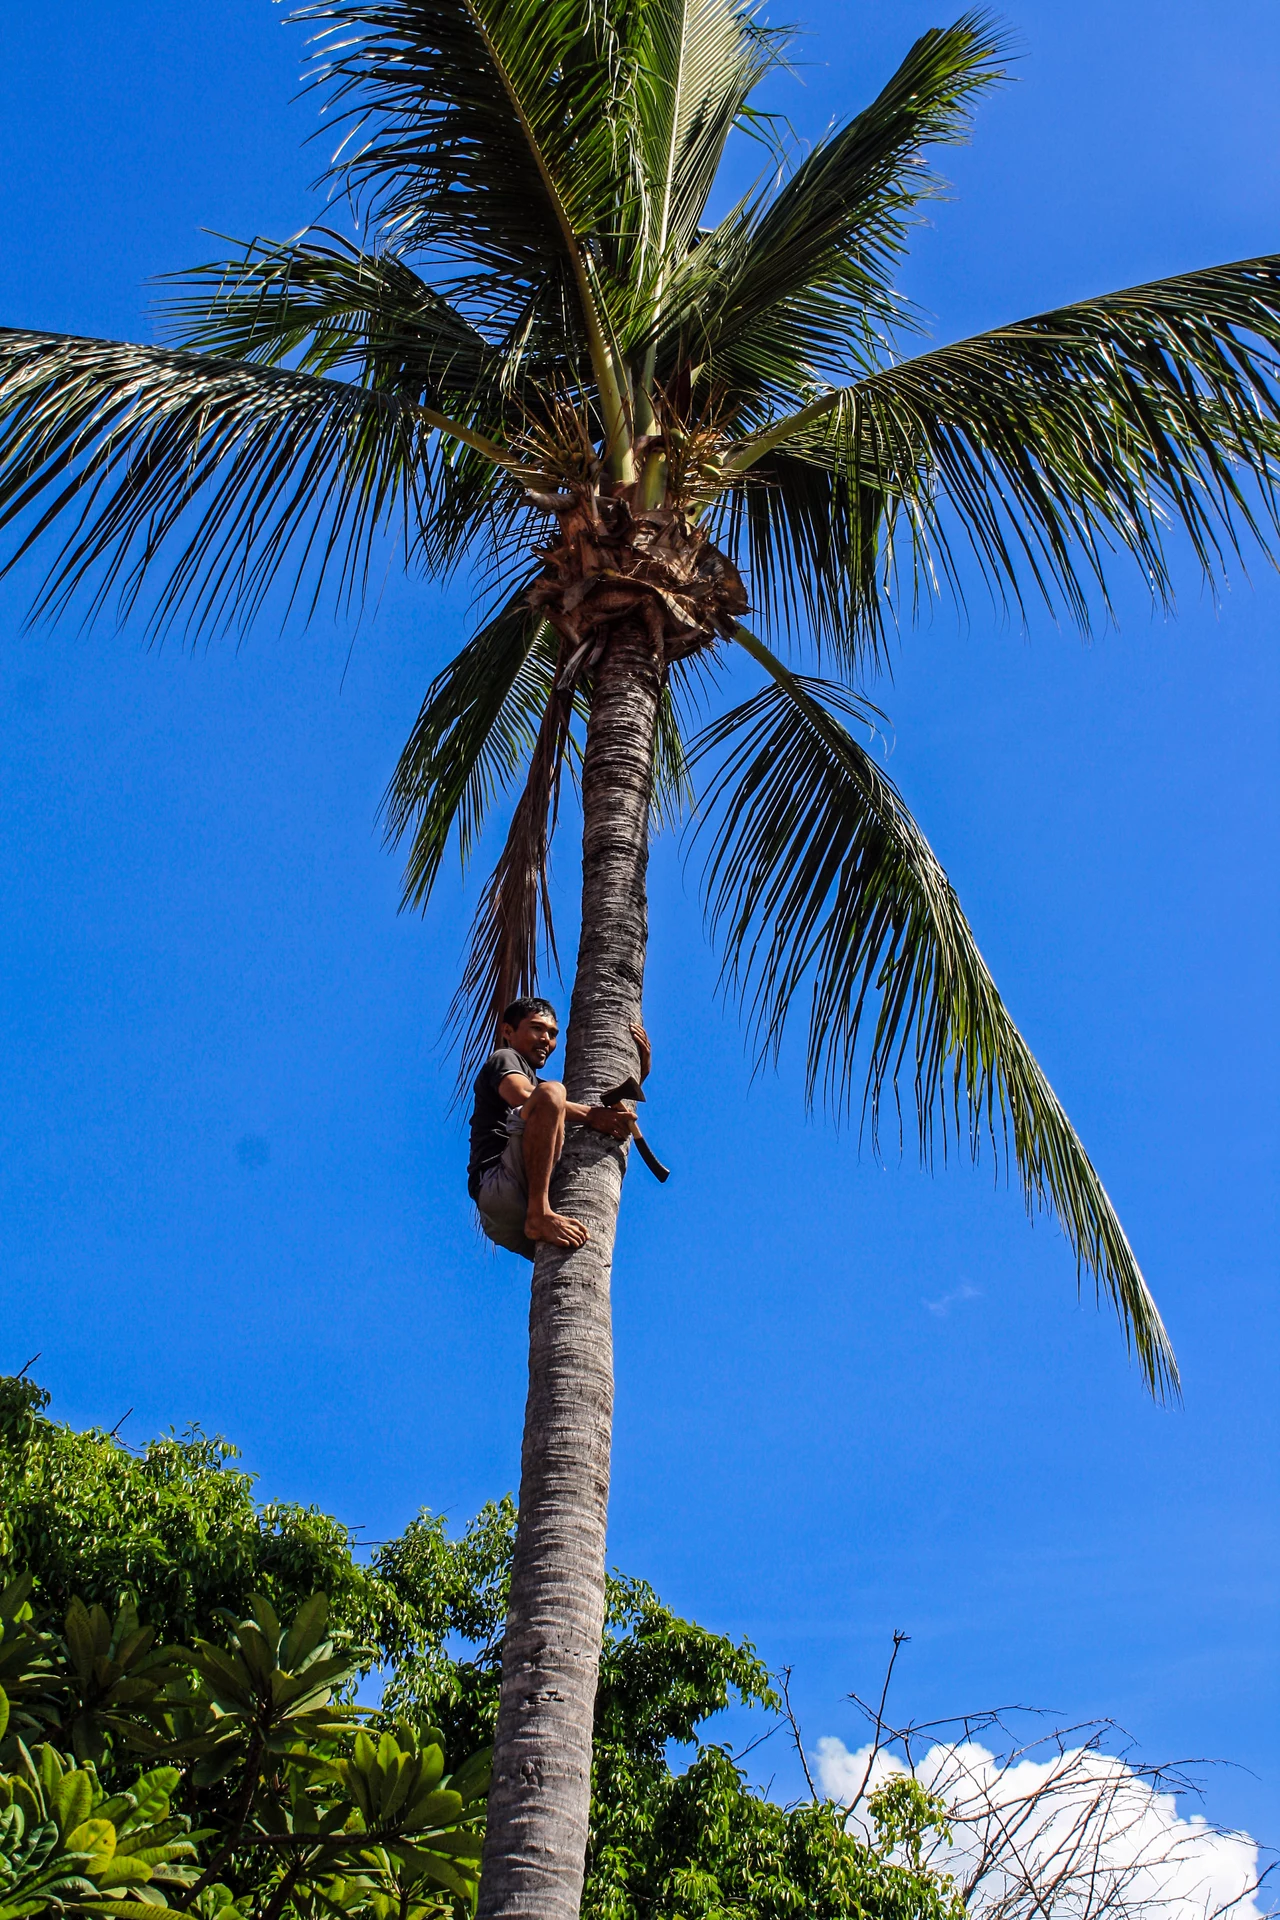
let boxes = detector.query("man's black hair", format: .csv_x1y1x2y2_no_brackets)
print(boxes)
501,995,558,1030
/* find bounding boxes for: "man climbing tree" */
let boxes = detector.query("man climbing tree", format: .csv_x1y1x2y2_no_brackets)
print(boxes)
2,4,1280,1918
468,998,643,1257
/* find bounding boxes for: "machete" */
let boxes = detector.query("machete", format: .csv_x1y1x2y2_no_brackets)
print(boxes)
600,1074,671,1183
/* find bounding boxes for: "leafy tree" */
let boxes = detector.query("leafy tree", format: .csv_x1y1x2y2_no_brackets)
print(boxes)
0,1379,405,1658
369,1502,965,1920
372,1502,776,1770
3,17,1279,1899
584,1759,966,1920
0,1380,967,1920
0,1743,204,1920
0,1583,490,1920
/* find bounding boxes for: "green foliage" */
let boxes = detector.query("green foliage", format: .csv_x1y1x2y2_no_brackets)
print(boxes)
0,1379,408,1657
382,601,558,913
0,1581,487,1920
372,1503,776,1766
0,1744,202,1918
690,631,1175,1396
585,1744,965,1920
0,1577,62,1752
0,1379,490,1916
371,1492,959,1920
374,1500,516,1760
1,1378,969,1919
868,1779,955,1876
0,1795,97,1920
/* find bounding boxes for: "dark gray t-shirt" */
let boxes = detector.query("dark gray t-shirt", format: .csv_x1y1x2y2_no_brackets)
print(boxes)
467,1047,538,1199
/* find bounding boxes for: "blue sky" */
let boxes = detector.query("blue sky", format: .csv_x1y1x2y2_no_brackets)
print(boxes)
2,0,1277,1848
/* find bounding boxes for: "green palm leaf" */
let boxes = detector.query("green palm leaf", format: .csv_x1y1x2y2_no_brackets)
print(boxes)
158,230,506,407
0,331,439,636
647,13,1007,404
690,625,1177,1397
729,257,1280,628
298,0,635,457
712,446,888,668
626,0,780,305
650,672,697,831
157,233,540,581
301,0,627,267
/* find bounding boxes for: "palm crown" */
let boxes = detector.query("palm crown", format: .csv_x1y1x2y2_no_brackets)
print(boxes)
4,1,1280,1401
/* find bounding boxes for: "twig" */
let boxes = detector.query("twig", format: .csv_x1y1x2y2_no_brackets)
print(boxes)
734,1717,786,1765
779,1666,819,1803
844,1630,909,1817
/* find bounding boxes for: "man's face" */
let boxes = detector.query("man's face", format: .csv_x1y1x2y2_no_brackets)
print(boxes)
504,1009,559,1067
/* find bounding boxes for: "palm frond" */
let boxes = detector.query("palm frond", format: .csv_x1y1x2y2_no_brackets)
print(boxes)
449,674,574,1089
689,625,1177,1398
647,12,1007,406
627,0,780,302
0,329,440,636
417,436,531,584
709,447,890,670
158,230,509,411
382,589,557,909
159,234,541,583
730,256,1280,629
297,0,607,262
648,687,688,835
649,682,690,831
295,0,636,450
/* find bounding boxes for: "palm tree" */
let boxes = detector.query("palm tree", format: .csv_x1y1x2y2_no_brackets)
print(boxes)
1,2,1278,1913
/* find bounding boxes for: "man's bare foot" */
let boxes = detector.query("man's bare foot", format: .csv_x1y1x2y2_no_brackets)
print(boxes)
525,1208,589,1249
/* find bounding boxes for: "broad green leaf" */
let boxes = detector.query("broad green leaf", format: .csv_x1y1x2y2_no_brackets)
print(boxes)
80,1901,177,1919
62,1600,100,1681
118,1772,178,1834
401,1789,462,1831
446,1748,490,1803
246,1597,282,1649
0,1576,35,1618
89,1856,155,1888
50,1770,93,1843
280,1594,329,1672
233,1622,275,1689
389,1846,476,1900
65,1817,117,1859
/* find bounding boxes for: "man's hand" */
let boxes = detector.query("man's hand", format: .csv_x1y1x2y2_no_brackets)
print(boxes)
586,1105,636,1141
630,1021,652,1082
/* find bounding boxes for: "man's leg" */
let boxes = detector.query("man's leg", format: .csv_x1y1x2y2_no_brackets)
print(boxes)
521,1081,588,1249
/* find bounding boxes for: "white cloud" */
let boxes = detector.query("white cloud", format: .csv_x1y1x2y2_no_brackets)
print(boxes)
816,1735,1269,1920
924,1282,982,1316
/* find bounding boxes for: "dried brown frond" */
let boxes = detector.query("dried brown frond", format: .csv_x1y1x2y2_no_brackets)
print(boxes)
448,662,575,1090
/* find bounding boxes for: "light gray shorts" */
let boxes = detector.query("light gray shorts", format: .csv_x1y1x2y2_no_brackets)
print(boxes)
475,1114,535,1262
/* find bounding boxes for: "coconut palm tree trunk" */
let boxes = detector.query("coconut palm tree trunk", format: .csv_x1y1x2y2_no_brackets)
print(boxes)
477,621,664,1920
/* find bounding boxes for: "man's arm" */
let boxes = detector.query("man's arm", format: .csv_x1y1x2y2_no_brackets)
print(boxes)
497,1073,633,1140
